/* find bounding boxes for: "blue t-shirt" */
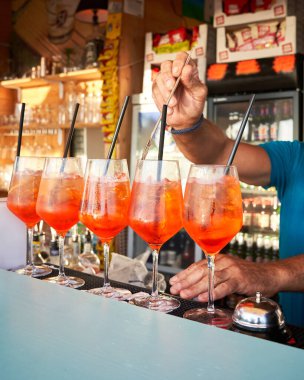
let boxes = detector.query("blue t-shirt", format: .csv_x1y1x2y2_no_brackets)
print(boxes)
261,141,304,327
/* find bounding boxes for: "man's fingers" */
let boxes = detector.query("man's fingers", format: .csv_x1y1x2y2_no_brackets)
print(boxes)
197,271,237,303
170,269,206,295
197,281,233,303
170,260,206,284
179,278,209,299
170,261,208,295
152,80,166,111
160,60,176,90
172,52,192,77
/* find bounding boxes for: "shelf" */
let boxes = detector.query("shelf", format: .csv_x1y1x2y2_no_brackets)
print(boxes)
0,122,101,132
1,69,102,90
241,227,279,236
47,68,101,82
62,122,101,129
1,77,49,89
241,188,277,196
213,0,286,28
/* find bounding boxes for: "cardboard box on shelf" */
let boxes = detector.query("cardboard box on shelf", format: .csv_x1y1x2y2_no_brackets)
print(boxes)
216,16,296,63
143,24,212,94
213,0,287,28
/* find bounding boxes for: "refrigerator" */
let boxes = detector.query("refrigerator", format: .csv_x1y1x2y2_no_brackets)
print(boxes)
127,94,201,275
207,89,303,261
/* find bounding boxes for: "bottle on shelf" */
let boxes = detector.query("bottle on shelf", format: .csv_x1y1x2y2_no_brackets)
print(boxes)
39,232,50,264
271,237,280,261
65,81,77,123
259,210,270,230
181,237,195,269
255,234,264,263
269,103,278,141
83,10,105,69
95,238,104,270
242,200,252,232
236,232,246,259
50,237,59,257
270,200,280,232
79,229,100,274
251,104,260,142
258,105,268,142
228,235,238,257
263,236,272,263
67,234,85,272
244,234,255,262
32,230,40,257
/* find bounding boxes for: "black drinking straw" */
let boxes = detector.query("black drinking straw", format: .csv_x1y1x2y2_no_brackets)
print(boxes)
16,102,26,157
156,104,168,181
107,95,130,160
103,95,130,176
224,94,256,175
158,104,168,161
63,102,80,159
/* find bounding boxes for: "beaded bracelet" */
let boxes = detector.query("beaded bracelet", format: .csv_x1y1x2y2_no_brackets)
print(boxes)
170,114,204,135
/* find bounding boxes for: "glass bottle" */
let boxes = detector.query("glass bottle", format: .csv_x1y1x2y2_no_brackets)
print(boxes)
39,232,50,264
263,236,272,263
245,234,255,262
181,238,195,269
68,235,85,272
84,10,105,69
79,229,100,274
255,234,264,263
236,232,246,259
271,237,280,261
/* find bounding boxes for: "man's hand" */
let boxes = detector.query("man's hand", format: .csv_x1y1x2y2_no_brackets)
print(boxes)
152,52,207,130
170,254,281,301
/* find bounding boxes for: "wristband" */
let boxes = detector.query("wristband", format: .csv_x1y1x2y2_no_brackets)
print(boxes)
170,114,204,135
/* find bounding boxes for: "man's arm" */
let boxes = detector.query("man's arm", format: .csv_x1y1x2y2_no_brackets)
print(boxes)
169,254,304,301
152,52,271,186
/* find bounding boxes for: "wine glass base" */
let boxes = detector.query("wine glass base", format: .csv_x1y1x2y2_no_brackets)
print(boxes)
87,287,131,300
15,265,52,277
43,275,85,289
183,308,233,329
130,294,180,313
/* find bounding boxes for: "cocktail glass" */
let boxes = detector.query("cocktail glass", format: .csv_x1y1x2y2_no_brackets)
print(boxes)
36,157,85,288
80,159,131,299
183,165,243,327
128,159,183,312
7,156,52,277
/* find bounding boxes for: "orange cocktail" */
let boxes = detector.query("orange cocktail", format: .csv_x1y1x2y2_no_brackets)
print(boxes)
183,165,243,326
80,179,130,243
184,175,243,255
79,159,131,298
7,156,51,277
36,157,85,288
129,180,183,251
7,171,42,228
128,159,183,312
36,175,84,236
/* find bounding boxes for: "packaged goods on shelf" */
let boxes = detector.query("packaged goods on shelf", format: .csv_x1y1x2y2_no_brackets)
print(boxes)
145,24,209,62
143,24,211,94
216,16,296,62
214,0,287,27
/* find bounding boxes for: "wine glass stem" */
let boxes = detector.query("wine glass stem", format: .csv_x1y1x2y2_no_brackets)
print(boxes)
26,227,34,271
151,249,159,298
207,255,215,313
58,235,66,280
103,242,110,288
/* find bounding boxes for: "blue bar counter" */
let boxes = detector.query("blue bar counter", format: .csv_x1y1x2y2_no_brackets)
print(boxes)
0,268,303,380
